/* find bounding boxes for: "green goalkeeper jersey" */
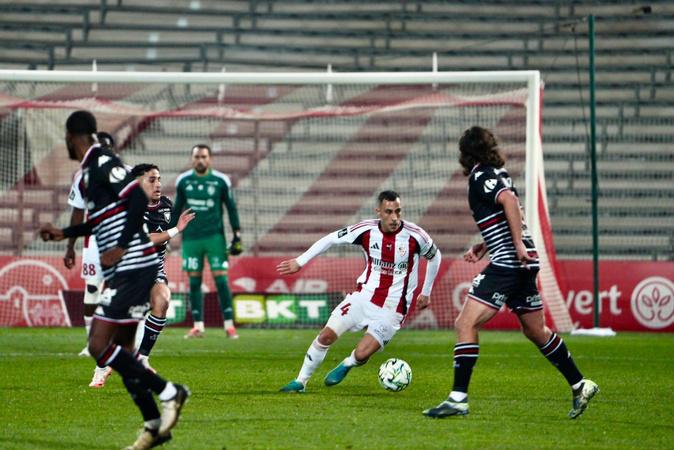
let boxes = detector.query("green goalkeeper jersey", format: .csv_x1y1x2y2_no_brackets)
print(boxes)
171,168,241,240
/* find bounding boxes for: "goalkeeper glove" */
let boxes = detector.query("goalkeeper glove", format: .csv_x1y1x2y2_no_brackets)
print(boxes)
229,234,243,256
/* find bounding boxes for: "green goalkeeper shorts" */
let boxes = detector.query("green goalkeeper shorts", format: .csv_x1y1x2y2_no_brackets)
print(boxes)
181,234,229,273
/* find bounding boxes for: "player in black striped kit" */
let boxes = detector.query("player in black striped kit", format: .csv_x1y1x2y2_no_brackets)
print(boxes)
40,111,189,450
132,163,195,372
423,126,598,420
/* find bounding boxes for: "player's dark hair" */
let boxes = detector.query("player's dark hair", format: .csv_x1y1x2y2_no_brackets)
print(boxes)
97,131,115,148
65,110,97,136
458,126,505,175
131,163,159,178
378,190,400,204
192,144,212,156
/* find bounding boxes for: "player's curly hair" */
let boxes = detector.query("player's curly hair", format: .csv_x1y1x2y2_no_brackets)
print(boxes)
458,126,505,175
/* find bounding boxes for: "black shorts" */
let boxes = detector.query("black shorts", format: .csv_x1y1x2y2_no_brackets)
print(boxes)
467,263,543,312
94,267,157,323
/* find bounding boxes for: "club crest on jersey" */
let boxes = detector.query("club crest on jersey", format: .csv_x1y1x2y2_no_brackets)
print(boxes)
109,166,127,183
483,178,497,193
207,185,216,196
163,210,171,222
398,244,407,256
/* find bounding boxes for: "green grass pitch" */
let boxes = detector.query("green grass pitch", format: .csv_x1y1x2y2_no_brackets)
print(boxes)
1,328,672,449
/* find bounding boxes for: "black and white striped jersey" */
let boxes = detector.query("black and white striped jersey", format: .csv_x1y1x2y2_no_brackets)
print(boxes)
144,195,173,269
468,164,539,270
80,145,159,279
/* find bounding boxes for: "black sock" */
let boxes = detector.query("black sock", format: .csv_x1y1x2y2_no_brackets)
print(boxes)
122,375,161,422
452,342,479,394
539,333,583,386
97,344,167,394
139,314,167,356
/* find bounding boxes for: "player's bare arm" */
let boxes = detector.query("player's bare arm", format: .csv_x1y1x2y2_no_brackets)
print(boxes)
464,242,487,263
64,207,84,269
40,223,65,242
497,190,535,268
416,294,431,310
100,246,125,267
277,259,301,275
149,208,195,245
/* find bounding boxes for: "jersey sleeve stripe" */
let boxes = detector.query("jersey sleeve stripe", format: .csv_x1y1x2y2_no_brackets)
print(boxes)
493,187,509,204
175,170,192,186
119,179,140,198
211,170,232,187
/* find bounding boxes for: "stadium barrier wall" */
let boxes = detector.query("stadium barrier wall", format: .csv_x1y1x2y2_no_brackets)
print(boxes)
1,256,672,332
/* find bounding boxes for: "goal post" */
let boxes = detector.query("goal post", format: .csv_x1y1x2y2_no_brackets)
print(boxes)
0,69,572,332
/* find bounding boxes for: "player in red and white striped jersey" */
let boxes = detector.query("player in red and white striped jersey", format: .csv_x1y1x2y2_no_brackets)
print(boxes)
279,190,441,393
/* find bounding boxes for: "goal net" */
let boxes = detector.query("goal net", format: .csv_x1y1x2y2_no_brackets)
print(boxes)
0,70,572,332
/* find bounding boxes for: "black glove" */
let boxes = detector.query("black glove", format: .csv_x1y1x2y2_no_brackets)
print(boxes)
229,234,243,256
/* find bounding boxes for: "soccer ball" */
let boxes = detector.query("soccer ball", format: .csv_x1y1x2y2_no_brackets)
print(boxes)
378,358,412,392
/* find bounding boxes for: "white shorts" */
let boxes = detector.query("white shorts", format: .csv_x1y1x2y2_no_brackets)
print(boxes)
83,281,104,305
81,236,103,284
325,291,403,348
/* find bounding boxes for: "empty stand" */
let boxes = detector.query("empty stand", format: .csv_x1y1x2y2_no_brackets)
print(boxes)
0,0,672,259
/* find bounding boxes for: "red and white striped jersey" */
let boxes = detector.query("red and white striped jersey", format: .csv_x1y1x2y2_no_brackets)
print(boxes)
296,219,438,316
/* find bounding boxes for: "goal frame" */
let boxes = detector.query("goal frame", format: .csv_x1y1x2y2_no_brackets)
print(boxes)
0,69,572,331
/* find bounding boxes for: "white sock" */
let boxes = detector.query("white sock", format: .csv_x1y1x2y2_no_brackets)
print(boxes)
144,418,161,431
449,391,468,402
84,315,93,337
343,350,365,368
194,321,205,332
158,382,177,401
134,318,146,349
297,338,329,385
224,319,234,330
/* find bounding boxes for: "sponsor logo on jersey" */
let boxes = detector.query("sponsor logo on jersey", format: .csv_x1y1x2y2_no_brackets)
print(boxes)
370,242,380,250
109,166,127,183
337,228,348,238
483,178,497,193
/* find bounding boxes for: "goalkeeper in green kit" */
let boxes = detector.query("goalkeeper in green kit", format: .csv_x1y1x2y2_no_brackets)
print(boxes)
171,144,243,339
